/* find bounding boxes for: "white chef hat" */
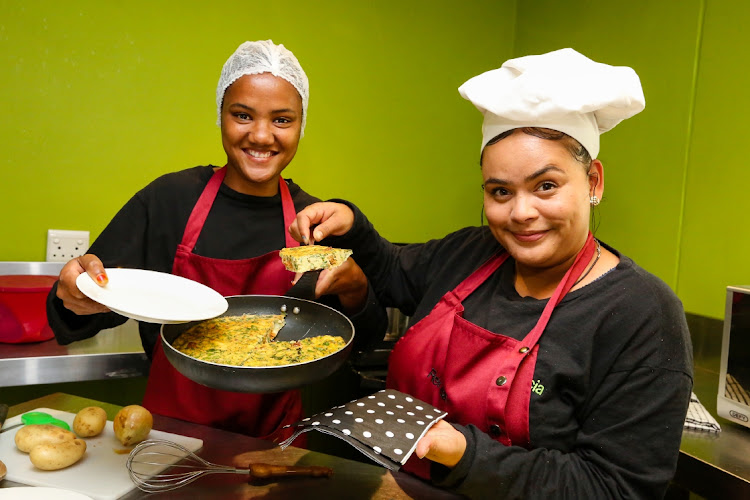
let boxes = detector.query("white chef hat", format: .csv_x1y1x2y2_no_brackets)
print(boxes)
458,48,645,158
216,40,309,136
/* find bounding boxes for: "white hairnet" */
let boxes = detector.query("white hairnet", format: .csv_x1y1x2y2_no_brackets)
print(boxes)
216,40,309,136
458,48,645,158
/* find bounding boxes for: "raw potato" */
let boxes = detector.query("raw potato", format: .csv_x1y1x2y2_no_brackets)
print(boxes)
113,405,153,446
73,406,107,437
15,424,77,453
29,438,87,470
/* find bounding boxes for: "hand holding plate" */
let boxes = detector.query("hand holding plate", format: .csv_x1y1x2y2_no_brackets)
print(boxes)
57,254,111,315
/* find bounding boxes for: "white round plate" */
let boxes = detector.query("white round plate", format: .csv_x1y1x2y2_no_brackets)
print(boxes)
76,268,228,324
0,488,93,500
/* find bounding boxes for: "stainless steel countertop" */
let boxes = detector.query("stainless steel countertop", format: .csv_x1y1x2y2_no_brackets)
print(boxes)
0,319,149,386
675,366,750,499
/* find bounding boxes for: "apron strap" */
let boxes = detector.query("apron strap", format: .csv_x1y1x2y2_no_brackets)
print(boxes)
179,167,298,251
452,251,510,302
521,232,596,347
180,167,226,251
278,178,299,249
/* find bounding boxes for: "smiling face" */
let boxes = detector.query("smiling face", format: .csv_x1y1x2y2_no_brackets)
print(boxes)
220,73,303,196
481,129,602,278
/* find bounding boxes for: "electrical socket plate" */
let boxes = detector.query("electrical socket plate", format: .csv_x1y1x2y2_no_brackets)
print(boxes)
46,229,90,262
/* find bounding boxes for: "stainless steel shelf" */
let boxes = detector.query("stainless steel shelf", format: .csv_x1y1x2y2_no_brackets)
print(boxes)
0,320,149,386
0,262,149,386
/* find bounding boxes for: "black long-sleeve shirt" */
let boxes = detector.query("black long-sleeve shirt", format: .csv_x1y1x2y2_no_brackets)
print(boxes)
325,202,693,500
47,166,386,359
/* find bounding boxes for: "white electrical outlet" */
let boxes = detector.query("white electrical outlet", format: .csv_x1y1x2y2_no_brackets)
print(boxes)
46,229,90,262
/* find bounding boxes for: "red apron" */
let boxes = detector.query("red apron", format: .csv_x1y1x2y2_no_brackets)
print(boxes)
142,166,302,441
387,233,596,478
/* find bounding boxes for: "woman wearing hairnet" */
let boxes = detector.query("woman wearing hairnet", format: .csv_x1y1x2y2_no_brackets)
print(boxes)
290,49,693,498
47,40,385,440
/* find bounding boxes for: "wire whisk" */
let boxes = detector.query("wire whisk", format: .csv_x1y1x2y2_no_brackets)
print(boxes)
126,438,333,493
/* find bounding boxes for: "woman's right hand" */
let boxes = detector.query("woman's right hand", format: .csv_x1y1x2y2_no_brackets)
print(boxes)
56,254,111,315
288,202,355,244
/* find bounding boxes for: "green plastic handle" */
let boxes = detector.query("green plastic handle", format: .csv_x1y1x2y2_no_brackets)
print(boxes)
21,411,71,431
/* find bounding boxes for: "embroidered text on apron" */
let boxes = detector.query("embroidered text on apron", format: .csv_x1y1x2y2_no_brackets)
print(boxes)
387,233,597,477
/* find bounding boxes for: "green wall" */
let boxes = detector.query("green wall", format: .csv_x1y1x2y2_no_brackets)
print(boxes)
514,0,701,290
678,1,750,318
3,0,745,319
514,0,749,319
0,0,515,257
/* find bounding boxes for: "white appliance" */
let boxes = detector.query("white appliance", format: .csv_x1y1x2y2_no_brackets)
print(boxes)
717,285,750,428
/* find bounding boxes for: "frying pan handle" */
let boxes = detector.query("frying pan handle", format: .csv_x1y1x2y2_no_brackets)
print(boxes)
285,270,321,301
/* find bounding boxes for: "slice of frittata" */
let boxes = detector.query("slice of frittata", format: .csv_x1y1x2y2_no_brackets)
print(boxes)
279,245,353,273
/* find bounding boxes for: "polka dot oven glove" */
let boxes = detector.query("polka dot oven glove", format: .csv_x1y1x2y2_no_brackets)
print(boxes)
279,389,448,470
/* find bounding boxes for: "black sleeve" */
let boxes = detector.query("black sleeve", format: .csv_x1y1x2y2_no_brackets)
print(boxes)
46,190,151,345
292,191,389,350
46,281,129,344
324,200,499,319
432,369,691,499
430,287,694,500
342,284,389,350
325,200,454,314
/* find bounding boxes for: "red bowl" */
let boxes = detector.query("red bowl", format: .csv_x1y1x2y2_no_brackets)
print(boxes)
0,275,58,343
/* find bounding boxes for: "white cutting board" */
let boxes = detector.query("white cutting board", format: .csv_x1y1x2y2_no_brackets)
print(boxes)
0,408,203,500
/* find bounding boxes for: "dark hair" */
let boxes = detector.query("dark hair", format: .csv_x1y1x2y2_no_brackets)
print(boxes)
480,127,592,168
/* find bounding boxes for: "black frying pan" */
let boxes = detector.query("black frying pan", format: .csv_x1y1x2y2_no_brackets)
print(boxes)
160,291,354,394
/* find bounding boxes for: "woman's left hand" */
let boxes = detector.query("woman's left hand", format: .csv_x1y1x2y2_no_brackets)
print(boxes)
415,419,467,468
294,258,369,313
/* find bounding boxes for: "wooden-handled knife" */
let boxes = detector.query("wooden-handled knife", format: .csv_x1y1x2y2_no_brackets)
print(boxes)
0,403,8,430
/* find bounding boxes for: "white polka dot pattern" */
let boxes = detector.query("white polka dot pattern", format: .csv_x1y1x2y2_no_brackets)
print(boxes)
279,389,448,470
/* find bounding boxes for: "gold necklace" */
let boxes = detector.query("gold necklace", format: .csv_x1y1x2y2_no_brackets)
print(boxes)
573,239,601,287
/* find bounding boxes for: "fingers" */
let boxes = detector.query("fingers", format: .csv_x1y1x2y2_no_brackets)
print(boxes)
415,434,433,460
414,420,466,468
288,202,355,244
314,269,334,297
415,419,448,459
308,203,354,241
288,204,326,244
78,254,108,286
313,260,368,313
56,254,110,315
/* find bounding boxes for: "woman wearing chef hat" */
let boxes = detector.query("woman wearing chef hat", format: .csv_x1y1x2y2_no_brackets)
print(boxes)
47,40,385,441
290,48,693,498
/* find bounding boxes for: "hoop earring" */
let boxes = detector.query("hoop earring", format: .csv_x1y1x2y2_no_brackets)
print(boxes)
590,195,600,206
